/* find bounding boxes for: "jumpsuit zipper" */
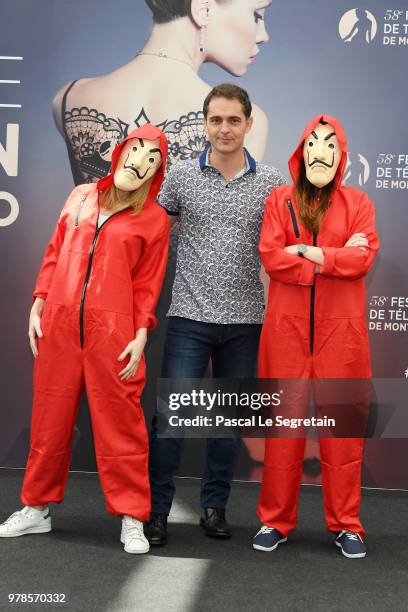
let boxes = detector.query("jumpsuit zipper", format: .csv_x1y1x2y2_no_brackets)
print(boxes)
286,199,300,237
309,232,317,355
286,199,317,354
79,208,127,348
74,194,87,227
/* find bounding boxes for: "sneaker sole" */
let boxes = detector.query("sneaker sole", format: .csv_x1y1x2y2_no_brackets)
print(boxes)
123,543,150,554
335,541,366,558
253,537,287,552
0,524,52,538
121,533,150,554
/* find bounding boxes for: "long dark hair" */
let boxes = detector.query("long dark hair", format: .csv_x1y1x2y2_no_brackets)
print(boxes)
295,162,335,235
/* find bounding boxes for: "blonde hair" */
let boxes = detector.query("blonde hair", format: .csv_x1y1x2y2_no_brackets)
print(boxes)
101,177,153,215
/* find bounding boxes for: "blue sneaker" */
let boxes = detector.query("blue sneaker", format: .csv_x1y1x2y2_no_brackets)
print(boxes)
252,526,287,551
335,531,366,558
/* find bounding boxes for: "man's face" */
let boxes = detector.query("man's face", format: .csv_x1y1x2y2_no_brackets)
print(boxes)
303,123,341,188
114,137,162,191
204,96,253,156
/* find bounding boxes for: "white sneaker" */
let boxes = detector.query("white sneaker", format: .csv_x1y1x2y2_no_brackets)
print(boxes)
0,506,51,537
121,515,149,554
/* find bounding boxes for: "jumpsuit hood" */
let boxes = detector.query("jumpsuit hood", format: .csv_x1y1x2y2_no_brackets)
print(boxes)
288,114,348,189
97,124,168,202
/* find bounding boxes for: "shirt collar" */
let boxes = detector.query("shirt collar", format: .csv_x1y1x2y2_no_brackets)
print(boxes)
199,143,257,174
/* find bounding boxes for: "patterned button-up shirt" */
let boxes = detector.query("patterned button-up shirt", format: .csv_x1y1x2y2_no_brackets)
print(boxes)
159,145,286,324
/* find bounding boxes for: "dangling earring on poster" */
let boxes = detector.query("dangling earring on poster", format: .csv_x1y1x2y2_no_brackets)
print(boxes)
199,0,209,53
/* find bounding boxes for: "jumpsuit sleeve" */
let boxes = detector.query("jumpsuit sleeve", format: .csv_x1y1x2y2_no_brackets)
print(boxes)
157,165,180,216
32,203,70,301
320,194,379,280
259,189,316,286
132,215,170,331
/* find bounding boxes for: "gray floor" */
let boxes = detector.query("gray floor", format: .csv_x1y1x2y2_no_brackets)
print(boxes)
0,469,407,612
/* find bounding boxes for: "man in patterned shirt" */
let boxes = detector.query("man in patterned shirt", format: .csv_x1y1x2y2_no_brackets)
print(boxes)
146,83,285,546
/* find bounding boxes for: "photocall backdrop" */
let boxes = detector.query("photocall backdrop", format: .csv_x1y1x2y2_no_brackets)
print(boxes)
1,0,407,489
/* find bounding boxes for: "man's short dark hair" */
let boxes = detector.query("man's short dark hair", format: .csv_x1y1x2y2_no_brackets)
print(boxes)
145,0,191,23
203,84,252,119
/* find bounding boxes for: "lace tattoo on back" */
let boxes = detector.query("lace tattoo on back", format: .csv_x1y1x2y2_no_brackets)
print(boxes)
63,100,206,184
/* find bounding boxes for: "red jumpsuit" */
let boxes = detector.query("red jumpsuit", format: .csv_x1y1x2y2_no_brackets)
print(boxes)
21,125,170,520
257,115,380,537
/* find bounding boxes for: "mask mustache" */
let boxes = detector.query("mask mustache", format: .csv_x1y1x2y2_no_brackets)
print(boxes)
309,159,333,169
123,164,149,180
308,149,335,169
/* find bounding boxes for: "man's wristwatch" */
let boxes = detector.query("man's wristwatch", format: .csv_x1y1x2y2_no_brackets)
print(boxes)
297,244,308,258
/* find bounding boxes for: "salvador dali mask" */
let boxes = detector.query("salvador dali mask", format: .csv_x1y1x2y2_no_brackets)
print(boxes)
114,137,162,191
303,122,341,188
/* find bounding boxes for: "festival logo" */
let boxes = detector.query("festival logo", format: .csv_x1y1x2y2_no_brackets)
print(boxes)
339,9,378,44
344,152,370,186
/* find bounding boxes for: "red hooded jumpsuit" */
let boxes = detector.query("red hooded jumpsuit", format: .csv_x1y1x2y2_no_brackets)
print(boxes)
21,125,169,520
257,115,379,537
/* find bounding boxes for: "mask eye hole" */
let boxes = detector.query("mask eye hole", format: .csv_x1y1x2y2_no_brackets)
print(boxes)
132,146,137,152
149,157,155,163
328,143,335,149
308,141,314,147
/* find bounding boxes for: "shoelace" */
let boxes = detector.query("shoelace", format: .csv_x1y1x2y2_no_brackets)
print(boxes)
257,526,276,536
124,518,145,540
3,510,24,525
341,531,362,542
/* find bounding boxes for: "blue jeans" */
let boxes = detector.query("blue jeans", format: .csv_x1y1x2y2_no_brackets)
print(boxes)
149,316,262,515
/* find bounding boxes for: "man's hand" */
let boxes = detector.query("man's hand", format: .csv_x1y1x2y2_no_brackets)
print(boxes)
344,233,368,248
29,298,45,358
118,328,147,381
